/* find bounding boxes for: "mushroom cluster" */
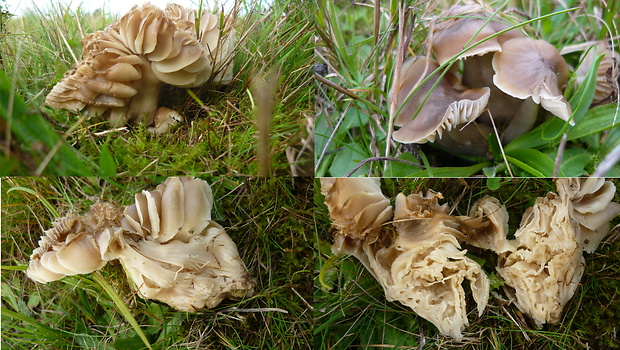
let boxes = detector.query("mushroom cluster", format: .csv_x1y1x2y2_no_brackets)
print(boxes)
321,178,620,338
26,177,254,312
45,3,236,133
392,4,572,155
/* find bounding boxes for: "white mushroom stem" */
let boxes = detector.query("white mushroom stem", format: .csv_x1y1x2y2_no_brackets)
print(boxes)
125,57,164,125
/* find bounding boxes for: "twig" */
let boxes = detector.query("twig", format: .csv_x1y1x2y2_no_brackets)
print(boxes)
344,156,423,177
314,73,360,100
385,2,406,169
219,307,289,314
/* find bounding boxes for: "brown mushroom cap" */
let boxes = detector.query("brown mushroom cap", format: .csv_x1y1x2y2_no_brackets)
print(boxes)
431,4,525,65
392,56,490,144
492,37,572,124
320,178,392,241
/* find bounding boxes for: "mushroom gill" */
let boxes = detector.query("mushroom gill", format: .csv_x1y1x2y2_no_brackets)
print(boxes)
45,3,236,133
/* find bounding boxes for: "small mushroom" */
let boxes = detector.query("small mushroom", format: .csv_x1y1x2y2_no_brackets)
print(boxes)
26,202,123,284
392,56,490,145
575,44,619,104
492,37,572,124
45,3,236,132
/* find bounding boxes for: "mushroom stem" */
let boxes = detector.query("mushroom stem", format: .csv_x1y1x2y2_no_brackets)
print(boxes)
125,57,164,126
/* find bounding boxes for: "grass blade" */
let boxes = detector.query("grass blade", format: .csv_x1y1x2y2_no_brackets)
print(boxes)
90,273,153,350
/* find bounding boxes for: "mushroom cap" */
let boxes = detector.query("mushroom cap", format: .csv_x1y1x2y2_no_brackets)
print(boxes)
26,203,124,284
492,37,572,124
575,44,619,104
431,4,525,65
392,56,490,144
117,177,254,312
556,177,620,253
320,178,392,241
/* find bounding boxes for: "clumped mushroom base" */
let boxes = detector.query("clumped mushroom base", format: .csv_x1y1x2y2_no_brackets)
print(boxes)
44,3,236,133
26,177,254,312
322,178,620,339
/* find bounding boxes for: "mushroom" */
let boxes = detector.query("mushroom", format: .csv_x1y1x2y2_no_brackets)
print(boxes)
115,177,254,312
392,56,490,146
26,177,255,312
492,37,572,124
320,177,392,241
430,4,525,65
464,178,620,327
383,191,490,340
575,44,619,105
26,202,123,284
45,3,236,133
323,179,489,340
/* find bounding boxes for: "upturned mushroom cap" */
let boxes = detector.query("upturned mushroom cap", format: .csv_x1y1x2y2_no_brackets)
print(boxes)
320,178,392,241
431,4,525,65
118,177,254,312
492,37,573,124
392,56,490,144
26,202,124,284
556,177,620,253
45,3,236,130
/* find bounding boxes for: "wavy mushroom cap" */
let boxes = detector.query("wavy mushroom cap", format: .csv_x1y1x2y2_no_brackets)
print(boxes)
320,178,393,241
45,3,235,129
492,37,572,124
118,177,254,312
431,4,524,65
392,56,490,144
575,44,619,104
26,202,124,284
557,177,620,253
